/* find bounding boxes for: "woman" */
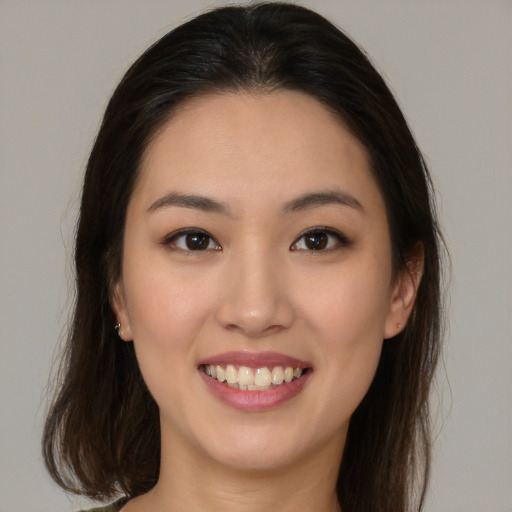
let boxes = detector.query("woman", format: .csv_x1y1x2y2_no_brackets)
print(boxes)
43,3,444,511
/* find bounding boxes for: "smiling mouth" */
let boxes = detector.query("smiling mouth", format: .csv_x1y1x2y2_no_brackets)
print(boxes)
201,364,308,390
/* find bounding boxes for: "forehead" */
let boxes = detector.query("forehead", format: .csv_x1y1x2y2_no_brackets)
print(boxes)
133,90,382,214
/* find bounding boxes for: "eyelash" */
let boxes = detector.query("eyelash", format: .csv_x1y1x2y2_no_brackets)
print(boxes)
290,227,351,252
162,228,221,252
161,227,351,253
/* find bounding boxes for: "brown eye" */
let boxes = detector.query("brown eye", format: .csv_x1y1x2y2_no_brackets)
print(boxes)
165,230,221,251
185,233,211,250
305,232,328,250
291,228,349,252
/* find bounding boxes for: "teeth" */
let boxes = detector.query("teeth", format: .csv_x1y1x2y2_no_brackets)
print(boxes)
271,366,284,385
216,366,225,382
204,364,305,390
254,367,272,387
238,366,254,386
225,365,237,384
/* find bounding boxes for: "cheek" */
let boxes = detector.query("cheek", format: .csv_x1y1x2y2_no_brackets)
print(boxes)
296,261,390,399
122,269,217,417
318,282,385,379
311,291,385,428
300,262,392,344
122,261,217,361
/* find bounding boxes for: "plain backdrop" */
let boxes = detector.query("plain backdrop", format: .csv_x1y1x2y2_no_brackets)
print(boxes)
1,1,511,511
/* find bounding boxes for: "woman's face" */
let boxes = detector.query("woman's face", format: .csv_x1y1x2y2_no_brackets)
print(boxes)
114,91,415,473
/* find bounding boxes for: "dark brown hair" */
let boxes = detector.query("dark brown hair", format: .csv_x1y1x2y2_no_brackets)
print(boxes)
43,3,444,511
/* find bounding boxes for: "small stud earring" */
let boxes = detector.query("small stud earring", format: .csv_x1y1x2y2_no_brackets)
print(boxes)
114,323,122,336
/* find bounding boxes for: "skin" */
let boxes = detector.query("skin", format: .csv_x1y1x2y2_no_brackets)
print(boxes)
113,91,422,512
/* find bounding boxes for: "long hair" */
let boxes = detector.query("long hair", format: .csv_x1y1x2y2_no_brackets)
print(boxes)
43,3,444,511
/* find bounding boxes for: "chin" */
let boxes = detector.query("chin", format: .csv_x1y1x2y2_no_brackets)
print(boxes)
186,413,347,474
207,439,304,472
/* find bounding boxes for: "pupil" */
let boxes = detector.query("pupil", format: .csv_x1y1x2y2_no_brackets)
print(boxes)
306,232,327,250
186,233,209,250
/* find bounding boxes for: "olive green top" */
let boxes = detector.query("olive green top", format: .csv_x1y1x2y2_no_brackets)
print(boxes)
80,498,127,512
81,507,115,512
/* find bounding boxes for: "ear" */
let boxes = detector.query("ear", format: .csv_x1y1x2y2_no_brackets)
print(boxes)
384,244,424,339
111,280,133,342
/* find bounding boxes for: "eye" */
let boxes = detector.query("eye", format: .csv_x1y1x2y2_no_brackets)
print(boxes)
290,228,349,252
163,229,221,251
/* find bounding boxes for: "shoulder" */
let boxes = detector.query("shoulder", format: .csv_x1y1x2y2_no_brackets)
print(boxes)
80,498,128,512
80,508,115,512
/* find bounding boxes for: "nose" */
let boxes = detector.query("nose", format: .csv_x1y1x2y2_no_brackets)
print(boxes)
214,246,295,338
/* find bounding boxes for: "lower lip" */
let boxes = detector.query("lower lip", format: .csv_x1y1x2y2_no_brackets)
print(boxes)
200,370,311,411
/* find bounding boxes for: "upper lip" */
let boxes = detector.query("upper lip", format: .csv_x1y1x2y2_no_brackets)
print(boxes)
198,350,311,369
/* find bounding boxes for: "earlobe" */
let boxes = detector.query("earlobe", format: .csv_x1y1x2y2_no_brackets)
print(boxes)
111,281,133,342
384,244,424,339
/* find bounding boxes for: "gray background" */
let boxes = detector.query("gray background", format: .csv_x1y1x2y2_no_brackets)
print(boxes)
1,1,511,511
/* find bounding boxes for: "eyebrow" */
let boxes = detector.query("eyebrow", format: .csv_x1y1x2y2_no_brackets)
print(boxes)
282,190,364,214
147,189,364,216
147,192,231,215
